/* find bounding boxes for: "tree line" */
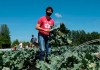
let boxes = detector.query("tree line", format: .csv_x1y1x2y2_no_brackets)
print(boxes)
0,24,100,48
68,30,100,46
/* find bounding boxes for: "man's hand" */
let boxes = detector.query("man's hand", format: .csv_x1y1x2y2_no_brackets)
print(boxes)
44,29,50,32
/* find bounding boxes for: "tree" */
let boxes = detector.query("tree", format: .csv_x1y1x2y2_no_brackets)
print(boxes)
11,39,19,47
0,24,11,48
22,41,30,48
0,29,2,48
70,30,80,45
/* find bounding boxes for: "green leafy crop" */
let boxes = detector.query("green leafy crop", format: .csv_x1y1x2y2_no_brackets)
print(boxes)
49,23,71,47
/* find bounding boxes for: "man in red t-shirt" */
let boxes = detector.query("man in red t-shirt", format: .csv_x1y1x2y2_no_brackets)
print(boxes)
36,6,54,61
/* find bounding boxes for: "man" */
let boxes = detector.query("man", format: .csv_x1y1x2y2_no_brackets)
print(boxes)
31,35,37,47
36,6,54,61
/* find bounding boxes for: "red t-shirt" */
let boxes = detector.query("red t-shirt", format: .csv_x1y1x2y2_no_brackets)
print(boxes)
37,16,54,35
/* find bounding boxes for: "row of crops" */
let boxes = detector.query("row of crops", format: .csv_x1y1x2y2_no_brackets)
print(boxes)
36,45,100,70
0,45,100,70
0,48,39,70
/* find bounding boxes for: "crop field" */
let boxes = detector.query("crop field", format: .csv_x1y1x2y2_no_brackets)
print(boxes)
0,45,100,70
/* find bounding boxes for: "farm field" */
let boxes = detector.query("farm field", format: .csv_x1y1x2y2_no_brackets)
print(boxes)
0,45,100,70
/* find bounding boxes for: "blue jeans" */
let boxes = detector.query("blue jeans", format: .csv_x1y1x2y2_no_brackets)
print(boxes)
38,33,51,60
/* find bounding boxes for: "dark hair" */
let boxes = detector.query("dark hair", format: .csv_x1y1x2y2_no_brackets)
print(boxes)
46,6,53,13
32,35,34,37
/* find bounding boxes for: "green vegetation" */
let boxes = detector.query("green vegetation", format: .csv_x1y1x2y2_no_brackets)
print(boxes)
49,23,70,47
36,45,100,70
0,24,11,48
0,48,39,70
0,45,100,70
69,30,100,46
49,23,100,47
0,23,100,70
11,39,19,47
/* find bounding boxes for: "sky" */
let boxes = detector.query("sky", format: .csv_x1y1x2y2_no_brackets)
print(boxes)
0,0,100,42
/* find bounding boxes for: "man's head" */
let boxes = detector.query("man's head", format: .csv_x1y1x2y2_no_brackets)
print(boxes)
32,35,34,37
46,6,53,16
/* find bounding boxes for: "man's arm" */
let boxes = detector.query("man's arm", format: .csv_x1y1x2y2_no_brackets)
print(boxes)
35,24,45,31
35,24,50,32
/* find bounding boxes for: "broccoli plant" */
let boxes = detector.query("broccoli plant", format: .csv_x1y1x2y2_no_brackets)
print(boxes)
48,23,72,47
